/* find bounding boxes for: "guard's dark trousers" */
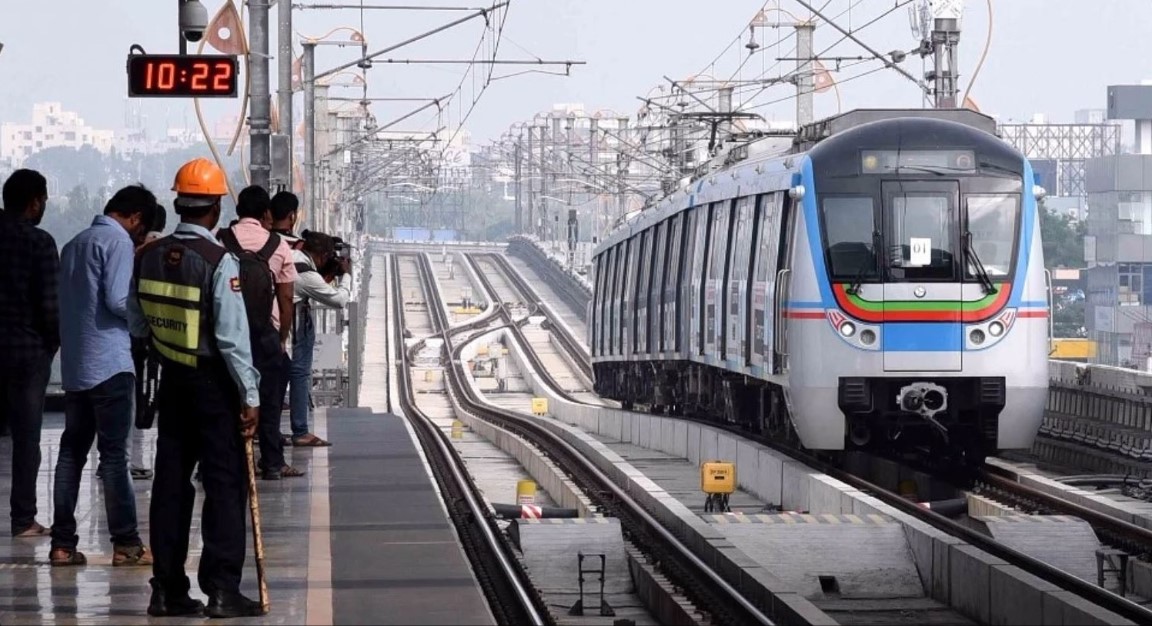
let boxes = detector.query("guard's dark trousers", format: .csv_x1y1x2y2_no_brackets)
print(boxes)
150,360,247,596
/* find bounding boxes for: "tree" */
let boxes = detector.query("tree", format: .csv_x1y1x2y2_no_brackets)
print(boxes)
1040,203,1086,269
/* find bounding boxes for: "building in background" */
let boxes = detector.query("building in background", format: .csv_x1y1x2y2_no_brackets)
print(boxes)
1084,85,1152,368
0,102,114,167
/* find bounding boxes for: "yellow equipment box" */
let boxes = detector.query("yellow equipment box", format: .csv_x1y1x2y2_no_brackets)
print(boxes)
701,461,736,494
531,397,548,415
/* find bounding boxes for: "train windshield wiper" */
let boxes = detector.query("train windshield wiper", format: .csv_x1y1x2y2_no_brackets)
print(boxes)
846,232,880,295
846,264,869,296
964,231,998,295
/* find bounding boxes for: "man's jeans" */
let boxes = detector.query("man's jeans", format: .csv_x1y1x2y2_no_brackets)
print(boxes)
51,372,143,550
0,352,52,534
288,311,315,438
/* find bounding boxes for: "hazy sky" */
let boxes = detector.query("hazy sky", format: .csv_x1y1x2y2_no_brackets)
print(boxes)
1,0,1150,145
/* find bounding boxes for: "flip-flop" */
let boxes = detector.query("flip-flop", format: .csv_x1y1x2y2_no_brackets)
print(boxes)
292,434,331,447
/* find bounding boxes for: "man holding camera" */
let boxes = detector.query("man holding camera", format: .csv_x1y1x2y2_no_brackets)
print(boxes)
287,231,351,447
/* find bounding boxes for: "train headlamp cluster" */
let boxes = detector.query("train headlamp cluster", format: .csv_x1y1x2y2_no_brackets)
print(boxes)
827,310,879,350
966,309,1016,349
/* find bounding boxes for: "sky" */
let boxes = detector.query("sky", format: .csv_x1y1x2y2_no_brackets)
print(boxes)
1,0,1151,147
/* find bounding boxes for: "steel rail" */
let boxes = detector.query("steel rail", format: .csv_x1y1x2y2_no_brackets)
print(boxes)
413,252,775,626
388,255,548,626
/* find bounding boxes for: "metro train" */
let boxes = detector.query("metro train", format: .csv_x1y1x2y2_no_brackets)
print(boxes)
588,109,1051,465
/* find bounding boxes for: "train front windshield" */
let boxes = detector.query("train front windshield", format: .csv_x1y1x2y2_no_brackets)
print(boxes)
818,171,1021,286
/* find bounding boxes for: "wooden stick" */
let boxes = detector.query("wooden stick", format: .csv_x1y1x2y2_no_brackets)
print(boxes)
245,437,270,614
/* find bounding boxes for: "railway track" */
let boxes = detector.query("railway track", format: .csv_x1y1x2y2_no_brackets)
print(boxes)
405,251,777,626
496,245,1152,623
386,254,548,626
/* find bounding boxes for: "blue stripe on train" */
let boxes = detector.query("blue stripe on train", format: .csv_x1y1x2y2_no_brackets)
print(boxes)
882,323,963,352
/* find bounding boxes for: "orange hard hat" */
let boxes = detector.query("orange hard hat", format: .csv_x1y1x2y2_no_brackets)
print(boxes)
172,158,228,197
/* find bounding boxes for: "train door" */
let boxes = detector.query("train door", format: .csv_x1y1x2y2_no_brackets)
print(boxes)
662,214,683,354
749,192,780,372
727,196,756,365
623,237,638,359
774,193,799,374
650,221,668,355
606,246,618,356
691,205,712,358
591,253,602,357
881,181,963,372
616,241,630,357
675,209,695,356
705,201,732,361
635,230,652,355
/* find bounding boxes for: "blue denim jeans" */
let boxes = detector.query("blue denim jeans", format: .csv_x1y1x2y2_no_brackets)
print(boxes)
288,310,315,438
1,351,52,534
51,372,142,550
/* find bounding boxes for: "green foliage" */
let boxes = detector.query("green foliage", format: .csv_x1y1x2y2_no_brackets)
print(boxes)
1040,203,1086,269
13,145,243,244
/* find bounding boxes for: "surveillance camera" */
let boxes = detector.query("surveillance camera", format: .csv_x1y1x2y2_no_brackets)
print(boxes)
179,0,209,43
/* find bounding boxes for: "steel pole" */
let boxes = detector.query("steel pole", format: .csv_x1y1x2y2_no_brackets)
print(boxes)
277,0,293,189
249,0,272,190
303,42,317,229
795,22,815,127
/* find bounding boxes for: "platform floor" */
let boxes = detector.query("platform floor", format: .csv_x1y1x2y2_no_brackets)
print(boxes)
0,407,493,624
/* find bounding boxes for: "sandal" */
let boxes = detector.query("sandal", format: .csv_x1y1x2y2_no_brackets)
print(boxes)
280,465,306,478
292,434,331,447
50,547,87,567
113,544,153,567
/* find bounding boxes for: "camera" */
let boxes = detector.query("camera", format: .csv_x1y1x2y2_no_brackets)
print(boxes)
179,0,209,43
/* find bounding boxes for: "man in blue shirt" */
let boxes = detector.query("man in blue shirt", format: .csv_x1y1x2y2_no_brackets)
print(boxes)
50,185,158,568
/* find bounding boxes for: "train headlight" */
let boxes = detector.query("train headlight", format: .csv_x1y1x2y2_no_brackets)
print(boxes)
839,321,856,337
988,321,1005,337
860,329,876,345
970,329,986,345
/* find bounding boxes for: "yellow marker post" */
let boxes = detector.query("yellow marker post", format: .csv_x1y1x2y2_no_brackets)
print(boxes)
451,420,464,440
701,461,736,513
531,397,548,416
517,480,537,506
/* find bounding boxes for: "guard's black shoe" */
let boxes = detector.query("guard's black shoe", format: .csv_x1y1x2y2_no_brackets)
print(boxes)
204,590,264,618
147,583,204,617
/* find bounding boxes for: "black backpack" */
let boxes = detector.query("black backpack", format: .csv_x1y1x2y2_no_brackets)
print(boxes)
218,228,281,355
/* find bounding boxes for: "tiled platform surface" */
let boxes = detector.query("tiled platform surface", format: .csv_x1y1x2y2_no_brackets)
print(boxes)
0,407,493,624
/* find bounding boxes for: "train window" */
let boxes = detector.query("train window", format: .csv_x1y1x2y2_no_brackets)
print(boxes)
821,196,877,280
621,239,634,352
730,197,755,283
964,195,1019,278
708,203,731,282
886,193,956,280
606,246,618,355
754,193,781,283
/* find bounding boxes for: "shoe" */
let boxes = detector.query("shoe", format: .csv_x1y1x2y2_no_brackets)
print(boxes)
113,544,153,567
130,467,153,480
261,468,282,481
147,581,204,617
204,590,264,618
49,547,87,567
13,521,49,538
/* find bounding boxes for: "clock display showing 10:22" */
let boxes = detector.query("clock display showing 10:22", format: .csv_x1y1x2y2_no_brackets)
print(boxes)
127,54,239,98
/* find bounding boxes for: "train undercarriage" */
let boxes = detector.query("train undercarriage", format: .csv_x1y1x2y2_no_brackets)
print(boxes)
593,360,1002,467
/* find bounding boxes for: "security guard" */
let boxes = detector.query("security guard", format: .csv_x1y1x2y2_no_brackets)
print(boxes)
127,158,263,618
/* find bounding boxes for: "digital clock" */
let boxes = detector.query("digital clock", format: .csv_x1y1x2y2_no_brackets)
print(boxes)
127,54,239,98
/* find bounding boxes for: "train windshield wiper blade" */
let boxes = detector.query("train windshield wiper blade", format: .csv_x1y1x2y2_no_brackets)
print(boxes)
965,232,998,295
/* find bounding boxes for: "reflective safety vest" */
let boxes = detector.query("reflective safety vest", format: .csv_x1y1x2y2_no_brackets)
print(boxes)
134,235,226,368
